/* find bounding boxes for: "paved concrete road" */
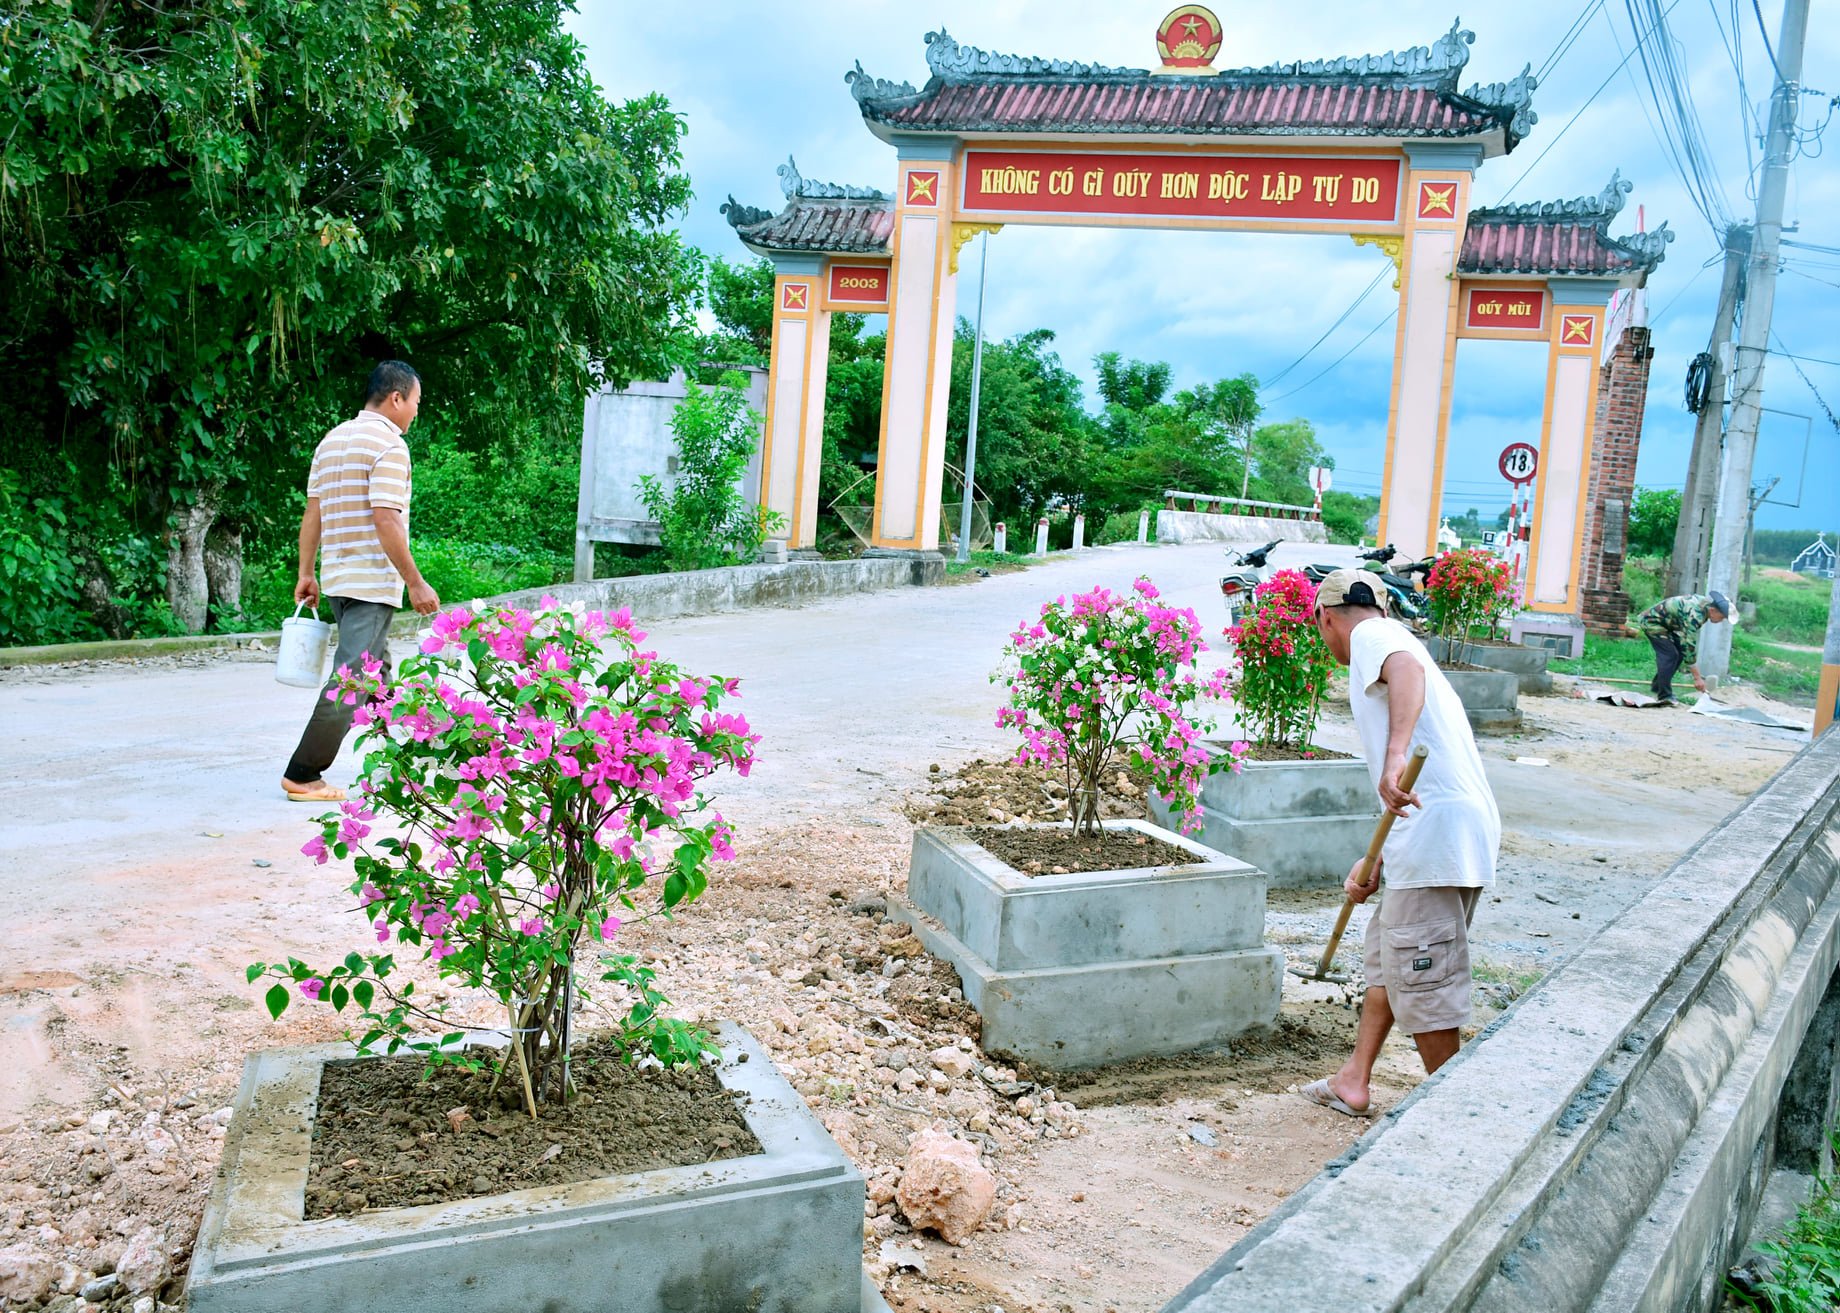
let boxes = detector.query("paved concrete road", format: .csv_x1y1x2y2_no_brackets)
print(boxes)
0,541,1348,935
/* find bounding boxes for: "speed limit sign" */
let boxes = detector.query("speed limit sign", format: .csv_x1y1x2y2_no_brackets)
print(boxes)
1499,443,1539,482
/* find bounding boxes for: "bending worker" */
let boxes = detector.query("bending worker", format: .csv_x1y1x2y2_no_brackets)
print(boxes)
1635,590,1730,703
1300,570,1501,1118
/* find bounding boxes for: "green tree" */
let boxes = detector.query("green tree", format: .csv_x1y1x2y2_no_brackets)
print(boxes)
1,0,701,639
1628,487,1683,558
700,256,776,366
944,324,1094,529
638,375,776,571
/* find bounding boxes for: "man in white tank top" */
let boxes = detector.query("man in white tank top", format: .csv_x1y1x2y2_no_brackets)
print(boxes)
1299,570,1501,1117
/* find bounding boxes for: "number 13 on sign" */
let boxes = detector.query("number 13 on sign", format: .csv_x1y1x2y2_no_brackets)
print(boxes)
1499,443,1538,482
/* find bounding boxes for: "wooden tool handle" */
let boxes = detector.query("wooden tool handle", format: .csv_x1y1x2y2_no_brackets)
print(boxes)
1313,745,1430,978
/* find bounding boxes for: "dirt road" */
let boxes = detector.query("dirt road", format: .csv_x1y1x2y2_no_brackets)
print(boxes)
0,541,1814,1312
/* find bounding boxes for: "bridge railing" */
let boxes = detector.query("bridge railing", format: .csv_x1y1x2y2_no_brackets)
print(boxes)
1162,489,1321,522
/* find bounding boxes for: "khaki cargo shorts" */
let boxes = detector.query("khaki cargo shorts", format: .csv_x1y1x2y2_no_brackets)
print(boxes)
1361,885,1482,1035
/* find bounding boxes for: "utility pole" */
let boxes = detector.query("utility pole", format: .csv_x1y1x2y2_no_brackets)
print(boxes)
955,233,990,566
1667,225,1749,596
1701,0,1809,684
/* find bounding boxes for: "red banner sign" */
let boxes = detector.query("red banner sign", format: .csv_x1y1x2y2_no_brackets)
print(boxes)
1465,287,1546,331
960,150,1401,224
826,264,890,306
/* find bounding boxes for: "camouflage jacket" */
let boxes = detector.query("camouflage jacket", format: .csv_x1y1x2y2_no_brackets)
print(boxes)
1638,594,1713,665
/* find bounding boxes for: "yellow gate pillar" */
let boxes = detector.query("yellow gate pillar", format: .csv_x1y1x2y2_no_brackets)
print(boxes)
1378,144,1482,560
759,256,832,550
1524,279,1615,616
870,144,960,552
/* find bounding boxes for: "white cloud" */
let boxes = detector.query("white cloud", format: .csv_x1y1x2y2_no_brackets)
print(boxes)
569,0,1840,528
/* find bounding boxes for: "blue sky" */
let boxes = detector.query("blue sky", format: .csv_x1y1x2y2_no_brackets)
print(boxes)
567,2,1838,532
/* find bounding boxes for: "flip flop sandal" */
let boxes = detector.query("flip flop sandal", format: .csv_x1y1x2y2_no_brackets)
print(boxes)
284,784,347,803
1299,1078,1374,1118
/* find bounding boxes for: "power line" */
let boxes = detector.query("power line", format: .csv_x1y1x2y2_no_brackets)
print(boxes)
1539,0,1610,82
1750,0,1787,81
1773,332,1840,433
1492,0,1689,202
1257,265,1390,392
1263,310,1398,403
1615,0,1735,236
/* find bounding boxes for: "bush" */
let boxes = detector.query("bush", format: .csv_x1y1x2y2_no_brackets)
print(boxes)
1627,487,1681,558
1743,574,1833,645
1229,569,1338,751
1623,557,1666,616
639,374,779,572
255,600,760,1111
994,577,1236,835
0,473,89,646
1729,1133,1840,1312
1426,548,1516,661
1092,507,1154,545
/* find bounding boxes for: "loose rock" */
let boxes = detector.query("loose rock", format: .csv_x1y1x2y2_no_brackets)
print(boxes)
0,1244,55,1304
114,1225,169,1295
895,1128,997,1245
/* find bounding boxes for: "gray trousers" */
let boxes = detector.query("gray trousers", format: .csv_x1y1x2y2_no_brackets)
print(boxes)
283,596,396,783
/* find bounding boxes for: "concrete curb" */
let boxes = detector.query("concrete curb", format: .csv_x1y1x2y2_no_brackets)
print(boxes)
1162,734,1840,1313
0,631,283,667
0,557,943,668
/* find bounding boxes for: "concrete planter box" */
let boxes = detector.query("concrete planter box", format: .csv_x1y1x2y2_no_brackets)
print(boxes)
887,818,1281,1069
1439,667,1522,732
1147,750,1380,889
1423,634,1553,694
186,1024,885,1313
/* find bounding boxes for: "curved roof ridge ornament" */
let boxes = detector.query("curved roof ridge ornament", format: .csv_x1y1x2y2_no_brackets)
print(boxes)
1472,169,1635,221
719,196,775,231
845,60,919,105
1224,20,1474,86
1461,62,1538,138
920,28,1144,80
776,155,887,202
1605,221,1675,268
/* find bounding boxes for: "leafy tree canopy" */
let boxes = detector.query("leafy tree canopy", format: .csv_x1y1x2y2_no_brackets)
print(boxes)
1,0,701,635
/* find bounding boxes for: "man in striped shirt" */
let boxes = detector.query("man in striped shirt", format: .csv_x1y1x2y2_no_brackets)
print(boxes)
280,361,440,802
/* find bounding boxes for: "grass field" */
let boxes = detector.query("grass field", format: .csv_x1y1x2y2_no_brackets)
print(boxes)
1550,632,1822,705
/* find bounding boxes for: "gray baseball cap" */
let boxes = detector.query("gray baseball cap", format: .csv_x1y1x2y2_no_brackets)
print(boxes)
1709,590,1732,617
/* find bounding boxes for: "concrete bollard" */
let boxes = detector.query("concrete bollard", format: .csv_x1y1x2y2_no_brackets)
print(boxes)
993,522,1006,555
1034,518,1049,556
1071,513,1086,551
1137,510,1150,544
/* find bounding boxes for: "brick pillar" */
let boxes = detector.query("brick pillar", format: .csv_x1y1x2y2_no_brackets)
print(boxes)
1579,324,1653,635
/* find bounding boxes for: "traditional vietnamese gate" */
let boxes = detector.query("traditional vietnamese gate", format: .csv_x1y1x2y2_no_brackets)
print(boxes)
725,11,1672,639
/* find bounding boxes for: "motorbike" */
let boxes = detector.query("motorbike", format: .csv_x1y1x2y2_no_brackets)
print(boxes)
1301,545,1431,622
1219,540,1281,627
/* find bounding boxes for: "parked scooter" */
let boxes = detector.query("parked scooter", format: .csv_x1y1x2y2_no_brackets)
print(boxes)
1301,545,1430,622
1220,540,1281,627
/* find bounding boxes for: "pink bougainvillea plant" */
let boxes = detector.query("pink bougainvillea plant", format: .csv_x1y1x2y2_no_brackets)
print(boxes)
1228,569,1339,754
994,577,1241,838
252,599,758,1115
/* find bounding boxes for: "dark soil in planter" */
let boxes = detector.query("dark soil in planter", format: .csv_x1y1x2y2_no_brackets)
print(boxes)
1242,744,1355,762
904,757,1152,827
305,1039,760,1217
1437,661,1494,673
968,825,1204,875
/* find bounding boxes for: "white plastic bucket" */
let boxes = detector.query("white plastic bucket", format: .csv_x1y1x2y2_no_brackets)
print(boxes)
276,603,334,688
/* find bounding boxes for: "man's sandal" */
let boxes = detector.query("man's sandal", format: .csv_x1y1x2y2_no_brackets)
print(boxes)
1299,1078,1375,1118
282,782,347,803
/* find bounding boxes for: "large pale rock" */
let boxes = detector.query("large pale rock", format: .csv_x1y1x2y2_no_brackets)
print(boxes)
0,1244,55,1304
929,1046,976,1079
115,1225,169,1295
895,1129,997,1245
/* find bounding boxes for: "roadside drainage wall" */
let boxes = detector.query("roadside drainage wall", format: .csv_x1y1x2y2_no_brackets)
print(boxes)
1164,731,1840,1313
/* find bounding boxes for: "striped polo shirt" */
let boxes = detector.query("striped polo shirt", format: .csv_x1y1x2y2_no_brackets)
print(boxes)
307,411,412,607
